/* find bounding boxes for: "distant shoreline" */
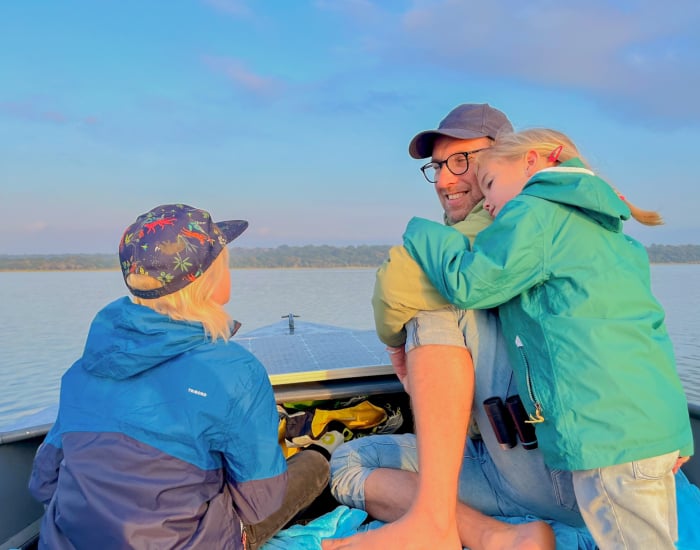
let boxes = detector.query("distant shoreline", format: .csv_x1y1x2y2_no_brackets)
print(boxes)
1,243,699,271
2,263,699,273
0,267,390,273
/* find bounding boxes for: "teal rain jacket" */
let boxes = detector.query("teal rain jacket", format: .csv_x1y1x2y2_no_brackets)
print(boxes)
403,159,694,471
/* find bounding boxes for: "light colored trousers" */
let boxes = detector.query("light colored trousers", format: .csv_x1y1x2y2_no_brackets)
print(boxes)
572,450,678,549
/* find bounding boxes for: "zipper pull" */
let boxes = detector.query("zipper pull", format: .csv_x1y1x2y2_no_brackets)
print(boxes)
526,403,545,424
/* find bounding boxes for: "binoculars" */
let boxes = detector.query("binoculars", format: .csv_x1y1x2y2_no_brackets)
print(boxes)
482,394,538,450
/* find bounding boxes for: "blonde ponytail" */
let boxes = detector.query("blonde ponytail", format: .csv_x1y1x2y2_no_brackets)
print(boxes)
617,195,663,226
484,129,663,227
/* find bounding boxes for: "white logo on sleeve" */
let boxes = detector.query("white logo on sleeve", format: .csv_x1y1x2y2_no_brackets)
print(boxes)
188,387,208,397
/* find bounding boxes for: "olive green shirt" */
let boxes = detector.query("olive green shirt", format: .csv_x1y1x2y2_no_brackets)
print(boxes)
372,202,492,346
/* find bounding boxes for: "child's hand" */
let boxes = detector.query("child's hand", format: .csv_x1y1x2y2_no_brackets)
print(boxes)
673,455,690,474
386,346,409,395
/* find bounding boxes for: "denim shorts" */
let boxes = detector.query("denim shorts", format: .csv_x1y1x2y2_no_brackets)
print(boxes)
572,450,679,549
330,306,584,527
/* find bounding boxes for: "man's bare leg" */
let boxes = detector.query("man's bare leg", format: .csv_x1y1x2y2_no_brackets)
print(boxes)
322,345,555,550
324,344,471,549
325,467,555,550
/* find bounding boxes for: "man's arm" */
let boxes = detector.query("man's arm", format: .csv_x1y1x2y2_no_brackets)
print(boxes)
372,205,493,347
372,246,449,347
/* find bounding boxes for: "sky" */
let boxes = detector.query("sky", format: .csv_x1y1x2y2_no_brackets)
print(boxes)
1,0,699,255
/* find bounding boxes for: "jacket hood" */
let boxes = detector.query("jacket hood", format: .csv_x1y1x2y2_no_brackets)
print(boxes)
521,158,630,232
80,297,210,380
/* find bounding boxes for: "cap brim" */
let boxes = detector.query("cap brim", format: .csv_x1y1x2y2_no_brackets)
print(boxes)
408,128,492,159
216,220,248,243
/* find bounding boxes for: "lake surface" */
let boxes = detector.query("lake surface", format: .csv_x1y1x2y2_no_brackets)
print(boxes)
1,265,698,431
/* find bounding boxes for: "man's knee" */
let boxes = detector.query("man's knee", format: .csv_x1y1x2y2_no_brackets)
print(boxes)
329,434,418,509
329,438,370,509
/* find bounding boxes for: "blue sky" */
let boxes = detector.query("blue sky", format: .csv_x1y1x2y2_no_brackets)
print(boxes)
1,0,699,254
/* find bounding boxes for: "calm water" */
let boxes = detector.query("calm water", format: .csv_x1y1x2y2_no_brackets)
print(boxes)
1,265,699,430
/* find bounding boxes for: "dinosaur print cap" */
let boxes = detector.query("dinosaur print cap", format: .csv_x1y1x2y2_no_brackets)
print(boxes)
119,204,248,299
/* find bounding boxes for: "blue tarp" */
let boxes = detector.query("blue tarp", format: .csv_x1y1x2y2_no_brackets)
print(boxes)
262,471,700,550
676,470,700,550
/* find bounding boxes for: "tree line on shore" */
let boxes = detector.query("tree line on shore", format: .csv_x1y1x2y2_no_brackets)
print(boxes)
1,243,699,271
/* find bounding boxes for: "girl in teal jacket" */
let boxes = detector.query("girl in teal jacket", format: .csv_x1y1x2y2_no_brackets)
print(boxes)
402,129,693,549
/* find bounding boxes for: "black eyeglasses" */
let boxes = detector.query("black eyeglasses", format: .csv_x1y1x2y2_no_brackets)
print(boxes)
420,148,488,183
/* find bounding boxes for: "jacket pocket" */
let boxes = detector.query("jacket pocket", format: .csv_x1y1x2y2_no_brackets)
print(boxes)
549,468,581,513
633,450,679,480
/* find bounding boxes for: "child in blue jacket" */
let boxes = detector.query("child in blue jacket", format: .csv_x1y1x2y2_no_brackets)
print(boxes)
29,203,330,550
402,129,694,549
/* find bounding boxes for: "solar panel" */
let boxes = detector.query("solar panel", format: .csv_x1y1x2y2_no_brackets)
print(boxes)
233,320,394,383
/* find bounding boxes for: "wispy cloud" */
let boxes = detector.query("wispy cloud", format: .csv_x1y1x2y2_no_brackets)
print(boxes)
315,0,385,22
0,99,102,129
0,101,69,125
201,0,253,18
22,221,49,233
202,55,286,99
324,0,700,127
311,88,407,115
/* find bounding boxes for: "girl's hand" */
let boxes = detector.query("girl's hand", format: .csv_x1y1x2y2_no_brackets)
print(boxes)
673,455,690,474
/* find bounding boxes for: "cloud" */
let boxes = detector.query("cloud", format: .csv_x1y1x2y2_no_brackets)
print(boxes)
310,87,407,115
201,0,253,18
0,101,69,125
202,55,286,99
327,0,700,127
315,0,386,22
23,221,49,233
253,226,273,237
0,99,102,128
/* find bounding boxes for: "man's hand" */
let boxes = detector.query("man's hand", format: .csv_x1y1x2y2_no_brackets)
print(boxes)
386,346,409,395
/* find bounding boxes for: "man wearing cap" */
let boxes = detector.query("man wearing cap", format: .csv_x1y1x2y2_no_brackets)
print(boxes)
325,106,592,549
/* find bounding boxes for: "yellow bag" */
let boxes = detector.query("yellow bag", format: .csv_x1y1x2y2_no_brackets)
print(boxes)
310,400,387,438
277,400,398,458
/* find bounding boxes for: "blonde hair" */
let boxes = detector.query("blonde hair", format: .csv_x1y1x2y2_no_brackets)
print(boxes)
479,128,663,226
129,248,233,341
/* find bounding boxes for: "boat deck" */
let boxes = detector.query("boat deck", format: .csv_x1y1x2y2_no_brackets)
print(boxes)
1,318,699,550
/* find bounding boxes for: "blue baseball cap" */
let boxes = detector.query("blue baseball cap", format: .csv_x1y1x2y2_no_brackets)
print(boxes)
408,103,513,159
119,203,248,299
